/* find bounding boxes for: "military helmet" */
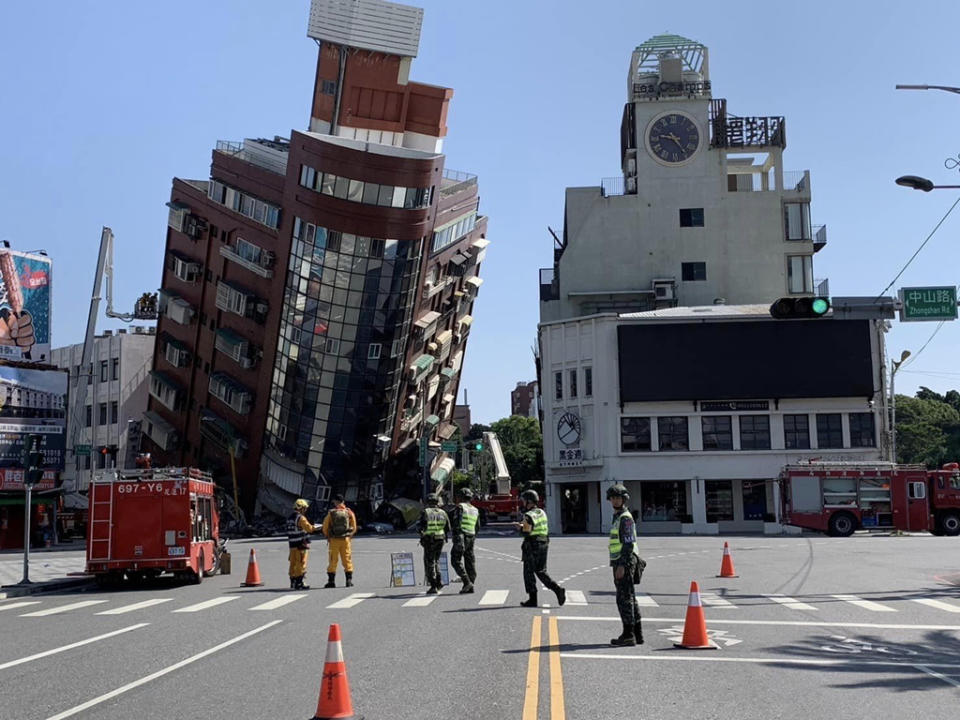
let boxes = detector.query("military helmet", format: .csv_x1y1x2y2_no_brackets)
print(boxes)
457,487,474,500
426,493,440,505
520,489,540,504
294,498,309,510
606,483,629,501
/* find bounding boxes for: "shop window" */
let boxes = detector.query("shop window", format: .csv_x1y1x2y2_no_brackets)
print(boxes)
620,417,651,452
742,480,768,521
739,415,771,450
657,416,688,451
816,413,843,449
705,480,734,522
640,481,687,522
701,416,732,450
849,412,875,448
784,414,810,449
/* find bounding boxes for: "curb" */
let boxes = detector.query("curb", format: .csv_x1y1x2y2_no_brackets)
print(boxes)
0,576,95,600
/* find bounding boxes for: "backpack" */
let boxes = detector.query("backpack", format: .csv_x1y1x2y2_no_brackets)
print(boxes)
330,508,350,538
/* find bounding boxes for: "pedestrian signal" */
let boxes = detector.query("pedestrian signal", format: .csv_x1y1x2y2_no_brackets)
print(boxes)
769,296,831,319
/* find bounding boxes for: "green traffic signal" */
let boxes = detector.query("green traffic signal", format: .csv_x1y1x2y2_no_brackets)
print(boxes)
810,297,830,315
474,443,483,451
769,296,831,319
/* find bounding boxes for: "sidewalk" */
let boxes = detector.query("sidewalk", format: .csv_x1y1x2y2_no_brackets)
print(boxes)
0,542,92,599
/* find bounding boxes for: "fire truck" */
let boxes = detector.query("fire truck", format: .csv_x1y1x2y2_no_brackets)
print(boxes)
86,467,225,586
780,462,960,537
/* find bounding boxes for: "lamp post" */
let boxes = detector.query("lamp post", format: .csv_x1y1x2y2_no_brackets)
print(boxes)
895,84,960,95
890,350,911,462
895,175,960,192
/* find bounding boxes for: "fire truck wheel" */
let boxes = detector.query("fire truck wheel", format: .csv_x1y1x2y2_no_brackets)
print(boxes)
204,548,221,578
828,512,857,537
941,512,960,536
126,571,145,586
191,551,205,585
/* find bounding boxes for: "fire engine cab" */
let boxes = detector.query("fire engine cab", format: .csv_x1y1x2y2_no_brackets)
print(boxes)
780,462,960,537
86,467,224,586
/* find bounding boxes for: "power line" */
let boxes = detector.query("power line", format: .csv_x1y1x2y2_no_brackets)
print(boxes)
901,320,946,369
874,196,960,301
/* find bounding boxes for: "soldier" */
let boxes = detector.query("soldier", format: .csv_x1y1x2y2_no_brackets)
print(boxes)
606,484,643,646
450,487,479,593
418,493,450,594
287,498,320,590
321,494,357,588
514,489,565,608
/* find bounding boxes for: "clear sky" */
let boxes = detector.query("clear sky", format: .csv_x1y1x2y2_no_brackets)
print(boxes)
1,0,959,424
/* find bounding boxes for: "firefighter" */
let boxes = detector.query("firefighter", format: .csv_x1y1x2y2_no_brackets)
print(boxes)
514,489,565,608
322,493,357,588
418,493,450,594
287,498,320,590
606,483,643,646
450,487,479,593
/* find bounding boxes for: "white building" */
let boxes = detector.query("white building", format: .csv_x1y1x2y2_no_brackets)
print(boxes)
51,327,155,493
537,35,886,534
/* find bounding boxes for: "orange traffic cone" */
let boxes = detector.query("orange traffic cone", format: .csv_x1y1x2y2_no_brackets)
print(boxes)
241,548,264,587
674,581,718,649
312,623,356,720
717,542,738,578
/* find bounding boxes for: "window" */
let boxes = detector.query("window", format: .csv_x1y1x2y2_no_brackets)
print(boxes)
784,414,810,449
321,79,336,95
100,361,108,383
784,203,811,241
849,412,876,447
681,262,706,281
658,416,689,451
705,480,734,522
816,413,843,449
679,208,705,227
621,417,651,452
641,481,687,521
908,481,926,500
701,416,733,450
554,372,562,401
111,358,119,381
739,415,771,450
569,369,578,399
324,338,340,355
98,403,107,425
787,255,814,294
85,405,92,428
87,363,92,385
391,339,403,358
368,343,381,360
584,367,592,398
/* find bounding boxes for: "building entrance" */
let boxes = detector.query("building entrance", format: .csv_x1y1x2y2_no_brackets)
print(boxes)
561,483,588,533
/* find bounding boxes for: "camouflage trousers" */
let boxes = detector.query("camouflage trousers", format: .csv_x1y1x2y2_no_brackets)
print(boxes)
451,534,476,584
422,537,445,588
614,554,642,627
522,539,561,594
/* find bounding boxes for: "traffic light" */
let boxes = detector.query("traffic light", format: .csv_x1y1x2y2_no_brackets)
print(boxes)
22,434,44,486
474,442,484,452
769,296,831,319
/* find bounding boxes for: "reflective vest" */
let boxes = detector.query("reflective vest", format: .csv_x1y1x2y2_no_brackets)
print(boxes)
424,507,447,538
287,513,309,549
458,503,479,536
526,508,549,538
609,510,635,562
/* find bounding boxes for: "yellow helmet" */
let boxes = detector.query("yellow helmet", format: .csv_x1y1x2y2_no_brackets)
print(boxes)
294,498,309,510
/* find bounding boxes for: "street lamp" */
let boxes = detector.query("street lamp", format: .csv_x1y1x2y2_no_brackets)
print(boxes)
895,84,960,95
895,175,960,192
890,350,911,463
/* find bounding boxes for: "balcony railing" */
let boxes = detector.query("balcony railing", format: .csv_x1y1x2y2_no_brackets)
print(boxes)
816,278,830,297
601,177,633,197
216,138,289,175
199,409,247,457
813,224,827,252
220,243,275,278
439,168,478,197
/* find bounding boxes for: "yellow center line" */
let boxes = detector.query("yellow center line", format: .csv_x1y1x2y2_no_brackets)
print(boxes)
548,617,566,720
522,616,542,720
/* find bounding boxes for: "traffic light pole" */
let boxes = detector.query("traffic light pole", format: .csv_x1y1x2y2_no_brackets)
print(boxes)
19,483,32,584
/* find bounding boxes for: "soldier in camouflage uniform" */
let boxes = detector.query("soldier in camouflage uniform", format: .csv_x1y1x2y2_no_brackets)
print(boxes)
514,490,566,608
418,493,450,594
607,484,643,646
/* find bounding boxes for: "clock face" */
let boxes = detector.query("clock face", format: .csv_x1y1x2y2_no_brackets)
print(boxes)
557,412,582,447
647,113,700,164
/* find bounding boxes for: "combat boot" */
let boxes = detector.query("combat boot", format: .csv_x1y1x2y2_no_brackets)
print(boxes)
459,581,474,594
611,624,636,647
299,576,311,590
554,586,566,606
345,572,354,587
521,592,538,607
324,572,336,589
426,585,439,595
634,621,644,645
289,577,297,590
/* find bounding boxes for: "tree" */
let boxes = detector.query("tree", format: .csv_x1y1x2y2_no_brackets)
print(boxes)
465,423,490,442
489,415,544,487
895,390,960,467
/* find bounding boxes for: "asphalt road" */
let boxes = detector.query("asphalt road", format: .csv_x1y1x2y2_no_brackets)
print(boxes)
1,533,959,719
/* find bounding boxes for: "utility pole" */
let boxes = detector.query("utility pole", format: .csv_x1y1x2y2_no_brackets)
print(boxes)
890,350,911,462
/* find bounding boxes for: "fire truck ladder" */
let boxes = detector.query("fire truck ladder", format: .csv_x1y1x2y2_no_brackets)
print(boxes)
88,475,115,562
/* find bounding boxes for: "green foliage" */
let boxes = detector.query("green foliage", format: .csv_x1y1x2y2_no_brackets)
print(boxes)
466,423,490,442
489,415,544,487
895,387,960,467
450,470,473,492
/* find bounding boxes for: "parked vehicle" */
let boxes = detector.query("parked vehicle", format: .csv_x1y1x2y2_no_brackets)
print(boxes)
780,462,960,537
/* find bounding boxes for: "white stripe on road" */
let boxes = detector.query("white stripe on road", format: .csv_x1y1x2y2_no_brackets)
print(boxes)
635,593,659,608
764,594,818,611
700,593,737,609
44,621,282,720
0,601,42,612
0,624,148,671
912,598,960,614
249,594,308,611
915,664,960,688
831,594,897,612
326,593,374,609
21,601,108,617
559,653,960,672
172,597,238,613
479,590,509,606
403,593,439,607
96,599,173,615
555,616,960,630
565,590,587,606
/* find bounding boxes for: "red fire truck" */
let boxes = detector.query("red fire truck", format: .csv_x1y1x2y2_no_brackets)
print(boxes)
780,462,960,537
86,467,225,586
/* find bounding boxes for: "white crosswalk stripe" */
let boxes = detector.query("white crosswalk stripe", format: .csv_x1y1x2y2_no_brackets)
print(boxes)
96,599,174,615
478,590,509,606
565,590,587,606
912,598,960,613
403,593,440,607
21,600,108,617
0,601,42,612
326,593,374,609
831,594,897,612
764,594,818,611
700,593,737,609
172,597,238,613
635,593,659,608
249,594,308,611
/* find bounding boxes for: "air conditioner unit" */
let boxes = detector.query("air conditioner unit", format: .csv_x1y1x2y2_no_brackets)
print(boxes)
652,279,675,300
255,301,269,314
239,356,254,369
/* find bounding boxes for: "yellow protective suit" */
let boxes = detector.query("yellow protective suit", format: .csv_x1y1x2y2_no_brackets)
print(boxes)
288,514,317,578
322,505,357,572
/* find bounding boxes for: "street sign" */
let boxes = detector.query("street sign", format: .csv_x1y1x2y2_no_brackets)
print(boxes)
441,441,459,453
898,286,958,322
75,444,91,456
418,435,428,467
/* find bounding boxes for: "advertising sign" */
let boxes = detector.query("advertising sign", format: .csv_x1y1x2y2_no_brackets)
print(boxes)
0,363,68,491
0,249,53,362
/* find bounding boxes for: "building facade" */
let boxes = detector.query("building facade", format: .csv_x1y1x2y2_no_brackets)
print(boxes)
143,0,488,517
51,327,155,494
511,381,539,418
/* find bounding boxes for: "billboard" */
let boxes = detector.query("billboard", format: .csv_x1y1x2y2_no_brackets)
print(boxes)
0,249,52,363
0,363,68,491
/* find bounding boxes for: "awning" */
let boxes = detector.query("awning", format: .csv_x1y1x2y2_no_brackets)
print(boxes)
472,238,491,250
465,276,484,289
438,422,458,440
448,252,468,266
440,367,457,382
458,315,473,327
414,310,441,328
430,457,456,483
143,410,176,435
442,393,455,405
410,354,435,376
149,370,181,393
424,414,441,429
435,330,453,346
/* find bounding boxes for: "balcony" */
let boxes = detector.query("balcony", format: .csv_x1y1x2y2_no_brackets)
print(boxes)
199,409,247,458
216,281,267,323
142,410,178,451
148,371,183,412
215,138,289,176
215,328,256,368
220,239,275,278
159,290,195,325
439,168,477,197
163,336,191,368
209,372,253,415
813,224,828,253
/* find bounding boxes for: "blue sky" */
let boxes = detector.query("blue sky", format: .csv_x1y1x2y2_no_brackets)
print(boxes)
1,1,959,424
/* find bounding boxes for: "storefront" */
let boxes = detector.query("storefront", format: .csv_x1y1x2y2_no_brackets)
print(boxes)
0,496,58,550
